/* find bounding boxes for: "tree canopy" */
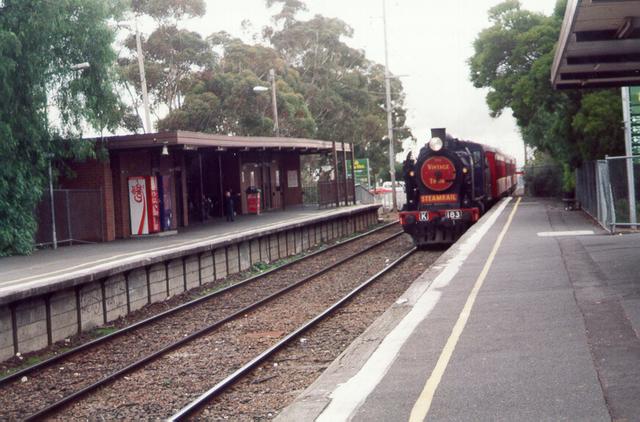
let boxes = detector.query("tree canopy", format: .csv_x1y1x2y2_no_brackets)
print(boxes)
468,0,623,173
0,0,124,255
155,1,411,182
0,0,411,255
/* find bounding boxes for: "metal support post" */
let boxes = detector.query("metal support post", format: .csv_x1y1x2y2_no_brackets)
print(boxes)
65,190,72,243
332,142,340,207
382,0,397,212
48,160,57,249
350,143,357,205
341,141,349,205
270,69,280,137
135,18,152,133
198,151,205,221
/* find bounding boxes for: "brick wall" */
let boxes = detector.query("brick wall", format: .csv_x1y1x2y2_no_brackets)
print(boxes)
59,159,116,241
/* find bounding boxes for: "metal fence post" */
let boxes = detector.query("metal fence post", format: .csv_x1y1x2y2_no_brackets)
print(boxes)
65,190,72,244
48,161,57,249
99,188,105,242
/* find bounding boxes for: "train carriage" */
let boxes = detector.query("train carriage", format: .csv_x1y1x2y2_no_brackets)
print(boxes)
399,128,516,247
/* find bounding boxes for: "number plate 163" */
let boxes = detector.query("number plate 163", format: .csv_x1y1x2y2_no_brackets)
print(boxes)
445,210,462,220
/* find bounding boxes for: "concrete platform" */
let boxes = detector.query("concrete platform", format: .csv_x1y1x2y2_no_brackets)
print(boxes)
0,205,380,360
277,198,640,421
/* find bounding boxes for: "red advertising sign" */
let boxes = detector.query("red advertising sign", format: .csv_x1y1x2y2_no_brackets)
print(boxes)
128,177,148,235
147,176,161,233
421,156,456,192
128,176,161,236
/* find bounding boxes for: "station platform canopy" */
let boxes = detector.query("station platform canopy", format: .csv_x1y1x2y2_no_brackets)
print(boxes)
96,131,352,153
551,0,640,89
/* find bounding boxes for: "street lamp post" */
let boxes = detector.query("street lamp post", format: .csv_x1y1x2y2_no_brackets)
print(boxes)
119,20,152,133
382,0,397,212
135,18,152,133
253,68,280,137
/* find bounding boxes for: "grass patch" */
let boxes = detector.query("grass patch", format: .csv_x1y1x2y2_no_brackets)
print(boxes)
92,327,118,338
1,355,44,378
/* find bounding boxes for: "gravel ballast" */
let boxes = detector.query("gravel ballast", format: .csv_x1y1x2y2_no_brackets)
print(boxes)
48,235,416,420
0,225,402,420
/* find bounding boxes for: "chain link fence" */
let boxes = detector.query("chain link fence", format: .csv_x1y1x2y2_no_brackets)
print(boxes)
302,180,355,207
576,156,640,233
35,189,105,247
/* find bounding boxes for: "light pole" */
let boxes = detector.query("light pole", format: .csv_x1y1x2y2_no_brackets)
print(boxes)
135,18,152,133
253,68,280,137
119,20,152,133
47,62,91,249
382,0,397,212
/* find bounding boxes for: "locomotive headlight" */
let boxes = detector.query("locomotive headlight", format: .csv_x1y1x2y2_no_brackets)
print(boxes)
428,137,443,152
409,171,415,177
462,167,468,174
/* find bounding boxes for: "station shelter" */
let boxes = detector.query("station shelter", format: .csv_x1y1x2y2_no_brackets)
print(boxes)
53,131,355,243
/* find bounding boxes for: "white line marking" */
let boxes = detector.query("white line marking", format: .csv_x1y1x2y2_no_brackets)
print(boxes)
0,208,358,293
409,197,521,421
537,230,594,237
316,198,513,422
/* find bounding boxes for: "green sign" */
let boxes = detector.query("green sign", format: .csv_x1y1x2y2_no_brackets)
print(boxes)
346,158,371,187
630,87,640,155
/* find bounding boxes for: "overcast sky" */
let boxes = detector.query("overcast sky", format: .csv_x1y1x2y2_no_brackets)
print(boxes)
175,0,559,165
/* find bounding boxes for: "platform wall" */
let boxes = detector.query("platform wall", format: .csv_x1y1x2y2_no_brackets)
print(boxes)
0,208,380,361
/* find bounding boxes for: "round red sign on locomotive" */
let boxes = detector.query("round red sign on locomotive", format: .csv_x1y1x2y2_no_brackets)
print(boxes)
421,156,456,192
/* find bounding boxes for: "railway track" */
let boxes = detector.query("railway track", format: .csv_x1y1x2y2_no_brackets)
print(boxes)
41,233,414,421
170,247,416,421
0,222,405,420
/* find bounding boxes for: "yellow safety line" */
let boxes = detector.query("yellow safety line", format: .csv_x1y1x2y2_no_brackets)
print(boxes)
409,196,521,422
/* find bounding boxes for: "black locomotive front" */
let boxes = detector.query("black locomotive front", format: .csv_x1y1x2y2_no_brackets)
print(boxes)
399,128,480,246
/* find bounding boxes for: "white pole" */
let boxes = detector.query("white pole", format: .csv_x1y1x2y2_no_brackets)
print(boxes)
382,0,397,212
622,87,637,227
135,18,152,133
270,69,280,137
48,160,57,249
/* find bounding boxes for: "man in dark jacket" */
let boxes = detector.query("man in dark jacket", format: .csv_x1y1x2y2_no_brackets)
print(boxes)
224,189,235,222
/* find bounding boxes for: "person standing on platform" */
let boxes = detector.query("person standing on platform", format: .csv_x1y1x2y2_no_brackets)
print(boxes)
224,189,235,222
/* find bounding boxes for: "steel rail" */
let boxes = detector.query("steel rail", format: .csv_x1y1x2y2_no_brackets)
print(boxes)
24,230,406,421
170,247,417,421
0,221,398,387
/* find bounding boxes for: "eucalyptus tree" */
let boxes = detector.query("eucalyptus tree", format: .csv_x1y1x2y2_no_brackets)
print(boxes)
119,0,209,127
264,3,412,180
469,0,623,174
158,34,315,138
0,0,123,255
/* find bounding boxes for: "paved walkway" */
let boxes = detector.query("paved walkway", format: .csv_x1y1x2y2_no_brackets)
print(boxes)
0,205,373,301
277,197,640,421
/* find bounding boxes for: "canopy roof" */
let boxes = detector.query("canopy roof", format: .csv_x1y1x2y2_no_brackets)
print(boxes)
95,131,352,153
551,0,640,89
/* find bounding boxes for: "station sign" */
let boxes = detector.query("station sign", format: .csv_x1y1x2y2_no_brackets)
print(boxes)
630,87,640,155
346,158,371,187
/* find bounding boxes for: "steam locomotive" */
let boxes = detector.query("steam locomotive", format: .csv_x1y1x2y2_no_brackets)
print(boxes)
399,128,516,247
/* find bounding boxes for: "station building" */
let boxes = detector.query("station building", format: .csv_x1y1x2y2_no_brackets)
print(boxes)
45,131,356,244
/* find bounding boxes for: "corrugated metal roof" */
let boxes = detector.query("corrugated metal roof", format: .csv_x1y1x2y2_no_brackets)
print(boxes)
93,131,352,153
551,0,640,89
